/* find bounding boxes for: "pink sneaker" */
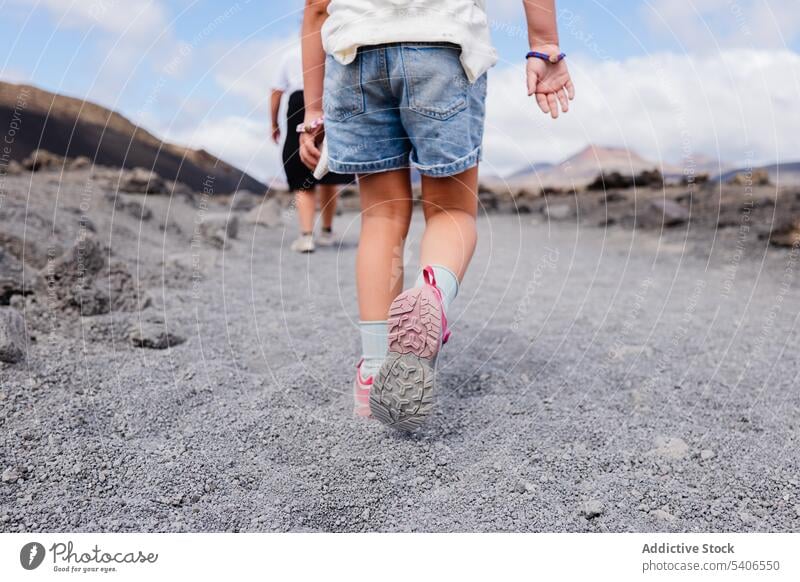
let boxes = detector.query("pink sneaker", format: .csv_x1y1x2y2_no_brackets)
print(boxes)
370,266,450,431
353,359,374,418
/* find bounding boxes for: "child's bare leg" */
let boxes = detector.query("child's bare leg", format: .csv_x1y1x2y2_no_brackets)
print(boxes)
356,170,413,320
355,169,412,379
294,187,316,234
317,183,339,230
418,166,479,283
368,167,476,429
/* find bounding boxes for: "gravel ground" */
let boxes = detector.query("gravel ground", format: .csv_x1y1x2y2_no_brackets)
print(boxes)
1,178,800,532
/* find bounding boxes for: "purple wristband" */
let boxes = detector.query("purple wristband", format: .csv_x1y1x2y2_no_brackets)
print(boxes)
526,51,566,64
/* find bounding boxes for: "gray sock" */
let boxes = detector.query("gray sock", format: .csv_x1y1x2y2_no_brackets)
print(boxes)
415,264,459,312
359,320,387,379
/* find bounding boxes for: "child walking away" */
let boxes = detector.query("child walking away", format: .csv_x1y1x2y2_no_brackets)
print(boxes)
271,42,354,253
300,0,574,429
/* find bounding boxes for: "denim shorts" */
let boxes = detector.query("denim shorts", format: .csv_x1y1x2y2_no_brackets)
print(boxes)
323,43,487,177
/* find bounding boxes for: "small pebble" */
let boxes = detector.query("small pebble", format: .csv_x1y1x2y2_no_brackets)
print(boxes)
515,480,535,494
580,500,605,519
2,468,19,483
650,508,676,522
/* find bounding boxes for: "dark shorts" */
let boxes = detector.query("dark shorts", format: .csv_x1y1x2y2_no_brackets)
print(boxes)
282,91,354,191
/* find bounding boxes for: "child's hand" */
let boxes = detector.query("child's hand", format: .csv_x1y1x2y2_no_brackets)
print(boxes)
299,112,325,170
526,44,575,119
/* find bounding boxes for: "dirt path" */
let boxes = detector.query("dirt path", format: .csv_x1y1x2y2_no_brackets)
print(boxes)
2,202,799,532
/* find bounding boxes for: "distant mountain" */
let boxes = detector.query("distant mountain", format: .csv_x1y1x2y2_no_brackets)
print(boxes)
0,81,265,194
717,161,800,186
686,154,732,178
512,145,674,188
506,161,555,180
500,145,738,189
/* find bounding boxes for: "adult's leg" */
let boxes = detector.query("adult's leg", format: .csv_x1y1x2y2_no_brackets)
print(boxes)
317,183,339,230
357,169,413,321
294,185,316,234
418,165,479,280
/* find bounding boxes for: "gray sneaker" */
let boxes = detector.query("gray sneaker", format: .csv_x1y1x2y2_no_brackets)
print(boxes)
290,233,315,253
316,230,338,247
370,266,451,431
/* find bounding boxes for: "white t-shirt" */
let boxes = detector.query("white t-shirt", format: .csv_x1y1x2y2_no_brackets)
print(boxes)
321,0,497,83
272,46,304,95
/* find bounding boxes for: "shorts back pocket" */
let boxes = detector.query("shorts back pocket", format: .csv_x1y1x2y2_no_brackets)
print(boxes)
324,54,365,122
402,44,469,121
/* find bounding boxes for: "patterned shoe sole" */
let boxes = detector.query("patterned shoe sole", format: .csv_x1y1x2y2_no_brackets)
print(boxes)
370,285,442,431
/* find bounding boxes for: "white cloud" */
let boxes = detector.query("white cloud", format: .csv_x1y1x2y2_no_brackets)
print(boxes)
210,36,298,107
155,35,299,183
644,0,800,51
486,0,526,20
12,0,171,39
10,0,187,94
483,48,800,176
163,115,282,184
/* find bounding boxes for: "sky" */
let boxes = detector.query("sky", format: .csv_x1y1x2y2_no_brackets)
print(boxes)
2,0,799,182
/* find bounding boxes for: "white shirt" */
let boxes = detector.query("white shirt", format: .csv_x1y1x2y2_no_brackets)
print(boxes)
272,46,304,95
321,0,497,83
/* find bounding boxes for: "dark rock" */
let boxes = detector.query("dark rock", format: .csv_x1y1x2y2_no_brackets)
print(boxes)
200,213,239,248
728,169,770,186
165,180,194,197
244,199,282,228
69,156,92,171
541,186,569,196
638,199,690,228
119,167,167,194
0,220,58,269
4,160,23,176
516,203,534,214
22,149,64,172
515,187,542,200
114,194,153,221
36,232,145,315
681,173,710,186
105,261,148,312
70,284,110,316
636,169,664,188
588,170,663,191
588,171,634,191
45,231,106,282
769,218,800,248
0,307,26,363
0,249,31,305
478,191,499,212
230,190,260,212
604,191,628,203
580,500,605,519
129,320,185,349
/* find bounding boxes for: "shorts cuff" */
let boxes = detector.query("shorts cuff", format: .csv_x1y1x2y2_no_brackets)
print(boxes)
412,146,482,177
328,151,410,175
